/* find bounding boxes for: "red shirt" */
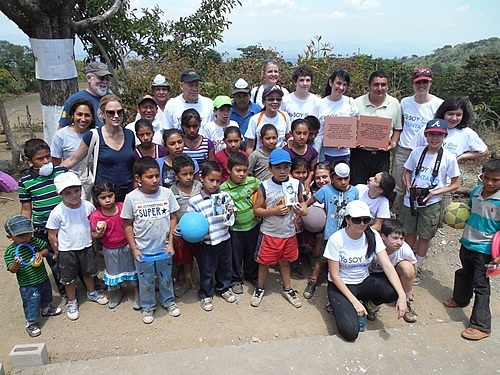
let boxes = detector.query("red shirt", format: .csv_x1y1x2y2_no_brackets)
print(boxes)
215,149,249,182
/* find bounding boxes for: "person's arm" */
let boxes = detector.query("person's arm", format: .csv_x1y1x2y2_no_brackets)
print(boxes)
20,202,32,218
253,186,288,217
305,194,318,207
207,145,216,162
245,139,256,155
60,140,89,170
456,149,489,162
403,168,413,192
387,129,401,151
376,249,407,319
168,213,177,256
47,228,59,260
123,218,141,262
424,176,460,203
35,246,50,263
52,157,62,166
328,259,366,316
370,217,384,232
293,184,308,217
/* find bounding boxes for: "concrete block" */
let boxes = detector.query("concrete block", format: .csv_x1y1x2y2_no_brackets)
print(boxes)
0,362,5,375
9,343,50,368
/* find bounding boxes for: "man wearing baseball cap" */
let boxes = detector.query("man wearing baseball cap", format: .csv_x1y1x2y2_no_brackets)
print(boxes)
59,61,113,129
230,78,262,146
163,68,214,131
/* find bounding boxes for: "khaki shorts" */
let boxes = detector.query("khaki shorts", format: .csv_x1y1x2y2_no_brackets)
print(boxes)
402,202,440,239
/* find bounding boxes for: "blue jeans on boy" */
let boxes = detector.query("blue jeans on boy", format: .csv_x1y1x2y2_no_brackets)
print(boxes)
135,257,175,312
452,245,491,333
198,239,232,299
20,277,53,323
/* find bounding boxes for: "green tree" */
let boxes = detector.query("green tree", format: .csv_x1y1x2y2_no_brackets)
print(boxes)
0,40,37,95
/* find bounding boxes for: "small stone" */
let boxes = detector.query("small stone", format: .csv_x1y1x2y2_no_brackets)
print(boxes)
199,337,203,343
115,345,119,349
275,333,280,338
251,336,261,343
434,318,444,323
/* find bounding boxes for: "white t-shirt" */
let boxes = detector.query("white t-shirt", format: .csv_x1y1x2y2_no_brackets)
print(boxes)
313,96,358,157
280,92,321,122
399,95,443,148
356,184,391,223
46,200,95,251
201,120,239,153
323,228,385,284
370,241,416,273
403,146,460,207
163,94,214,131
126,116,164,146
244,110,291,149
250,85,290,107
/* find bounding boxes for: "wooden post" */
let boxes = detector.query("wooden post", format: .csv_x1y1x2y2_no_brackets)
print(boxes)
0,98,22,170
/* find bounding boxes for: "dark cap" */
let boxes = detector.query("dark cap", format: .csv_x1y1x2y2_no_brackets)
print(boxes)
180,68,202,83
262,85,284,99
413,68,432,83
4,215,33,236
137,94,157,106
85,62,113,77
424,119,448,135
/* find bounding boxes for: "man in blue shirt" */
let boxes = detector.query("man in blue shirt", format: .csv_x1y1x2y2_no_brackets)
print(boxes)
230,78,262,148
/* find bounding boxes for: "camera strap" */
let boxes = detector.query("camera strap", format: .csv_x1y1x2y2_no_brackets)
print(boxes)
411,146,443,187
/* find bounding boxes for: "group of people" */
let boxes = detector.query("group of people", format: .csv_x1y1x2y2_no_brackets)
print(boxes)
4,61,499,344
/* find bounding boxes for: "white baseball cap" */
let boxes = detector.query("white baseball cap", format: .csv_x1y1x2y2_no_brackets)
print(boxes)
345,200,373,218
54,172,82,194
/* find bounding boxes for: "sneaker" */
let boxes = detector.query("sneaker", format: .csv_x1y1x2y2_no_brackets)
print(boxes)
66,300,79,320
165,303,181,317
363,300,380,321
284,288,302,308
303,279,317,299
250,287,265,307
26,323,41,337
325,301,333,314
41,305,62,317
201,297,214,311
221,290,236,303
132,300,141,311
87,290,109,305
291,262,305,279
413,268,422,286
142,310,154,324
403,301,418,323
231,283,244,295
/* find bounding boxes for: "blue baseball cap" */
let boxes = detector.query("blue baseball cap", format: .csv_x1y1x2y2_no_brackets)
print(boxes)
4,215,33,236
269,149,291,165
424,119,448,135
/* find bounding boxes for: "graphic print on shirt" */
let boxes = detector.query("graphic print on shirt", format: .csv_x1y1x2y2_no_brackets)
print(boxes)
136,200,171,219
332,191,347,231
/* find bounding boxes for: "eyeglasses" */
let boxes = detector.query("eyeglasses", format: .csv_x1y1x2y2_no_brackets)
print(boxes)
105,109,124,117
415,80,430,84
93,75,111,82
350,217,371,224
413,69,432,79
266,97,282,102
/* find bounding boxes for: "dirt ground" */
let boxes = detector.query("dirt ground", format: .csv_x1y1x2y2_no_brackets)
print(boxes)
0,94,499,373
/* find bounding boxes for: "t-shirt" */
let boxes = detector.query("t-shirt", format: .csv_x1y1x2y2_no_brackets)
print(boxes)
245,111,291,149
183,137,214,169
202,120,240,153
250,85,289,107
88,202,128,249
59,90,108,128
248,147,273,182
355,184,391,223
370,241,416,273
215,149,249,183
163,94,214,131
403,146,460,207
230,102,262,144
4,237,48,287
282,145,318,167
280,92,321,122
46,200,95,251
221,176,261,231
170,180,203,220
323,228,385,284
51,126,89,175
121,187,180,254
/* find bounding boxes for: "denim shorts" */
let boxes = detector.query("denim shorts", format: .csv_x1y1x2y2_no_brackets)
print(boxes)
20,277,53,323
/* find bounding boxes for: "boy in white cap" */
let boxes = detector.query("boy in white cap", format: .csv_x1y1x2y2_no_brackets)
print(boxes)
46,172,108,320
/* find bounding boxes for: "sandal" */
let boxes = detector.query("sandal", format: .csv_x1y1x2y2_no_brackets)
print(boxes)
461,327,490,340
443,298,460,308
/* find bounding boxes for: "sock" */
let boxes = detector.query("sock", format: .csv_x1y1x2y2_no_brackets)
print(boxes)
416,256,426,268
310,277,318,283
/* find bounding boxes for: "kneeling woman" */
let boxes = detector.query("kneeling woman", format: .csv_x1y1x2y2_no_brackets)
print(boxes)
324,200,407,341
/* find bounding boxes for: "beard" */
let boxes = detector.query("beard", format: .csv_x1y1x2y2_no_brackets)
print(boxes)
91,82,108,97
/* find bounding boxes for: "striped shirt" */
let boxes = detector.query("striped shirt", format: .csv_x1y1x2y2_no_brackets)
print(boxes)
221,176,261,231
183,136,214,170
4,237,48,287
18,166,67,228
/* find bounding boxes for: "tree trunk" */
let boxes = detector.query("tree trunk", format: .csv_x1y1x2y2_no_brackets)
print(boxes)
0,98,22,170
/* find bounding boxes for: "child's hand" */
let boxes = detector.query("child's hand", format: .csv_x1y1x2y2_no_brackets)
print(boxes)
96,221,107,235
274,203,289,216
52,252,59,261
292,203,306,216
133,249,143,262
35,252,43,262
167,243,175,257
422,190,435,203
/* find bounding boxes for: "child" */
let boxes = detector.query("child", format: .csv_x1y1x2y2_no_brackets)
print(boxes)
356,171,395,232
89,180,140,310
220,153,261,294
303,162,359,299
171,154,203,298
215,127,248,183
181,108,215,169
188,162,236,311
203,95,240,153
18,139,67,296
304,115,320,149
371,219,418,323
403,119,460,285
248,124,278,181
121,156,181,324
444,158,500,341
251,149,307,308
4,215,62,337
133,119,166,161
46,172,108,321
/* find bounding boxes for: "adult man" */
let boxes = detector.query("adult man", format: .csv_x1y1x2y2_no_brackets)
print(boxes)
163,68,214,131
230,78,262,147
351,71,402,185
59,62,112,129
126,95,163,145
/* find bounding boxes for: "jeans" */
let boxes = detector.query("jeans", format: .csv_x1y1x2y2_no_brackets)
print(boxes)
452,245,491,333
198,239,232,299
391,144,412,218
20,278,53,323
135,257,175,312
230,226,259,285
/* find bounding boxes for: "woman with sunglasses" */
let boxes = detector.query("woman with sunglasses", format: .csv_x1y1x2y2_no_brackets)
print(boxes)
63,94,136,202
250,59,289,107
324,200,407,342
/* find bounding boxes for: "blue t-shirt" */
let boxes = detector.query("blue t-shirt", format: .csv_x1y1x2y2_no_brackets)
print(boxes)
59,90,109,128
230,102,262,147
83,127,135,193
314,184,359,240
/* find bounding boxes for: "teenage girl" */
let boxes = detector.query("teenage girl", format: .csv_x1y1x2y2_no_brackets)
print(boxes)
215,127,249,183
356,171,396,232
248,124,278,181
181,108,215,169
133,119,166,161
250,59,290,106
89,180,140,310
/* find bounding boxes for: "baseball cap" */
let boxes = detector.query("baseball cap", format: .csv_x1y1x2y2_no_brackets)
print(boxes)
333,162,350,178
269,149,291,165
213,95,232,109
180,68,202,83
137,94,157,106
4,215,33,236
151,74,171,89
424,119,448,135
413,68,432,83
345,200,373,219
86,62,112,77
232,78,251,94
54,172,82,194
262,85,284,99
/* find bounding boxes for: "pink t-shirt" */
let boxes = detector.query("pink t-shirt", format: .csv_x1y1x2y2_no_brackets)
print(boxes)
88,202,128,249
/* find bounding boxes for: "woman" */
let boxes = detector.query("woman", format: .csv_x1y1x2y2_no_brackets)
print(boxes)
250,59,289,107
324,200,406,342
62,94,135,202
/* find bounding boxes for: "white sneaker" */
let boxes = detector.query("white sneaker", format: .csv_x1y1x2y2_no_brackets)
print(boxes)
87,290,109,305
201,297,213,311
66,300,79,321
221,290,236,303
166,303,181,317
142,310,154,324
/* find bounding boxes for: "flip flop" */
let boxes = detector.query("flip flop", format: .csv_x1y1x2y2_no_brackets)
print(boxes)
443,298,461,308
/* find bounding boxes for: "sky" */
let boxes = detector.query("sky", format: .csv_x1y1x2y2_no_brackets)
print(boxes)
1,0,499,59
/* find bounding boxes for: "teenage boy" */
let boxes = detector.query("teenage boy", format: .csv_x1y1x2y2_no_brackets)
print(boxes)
202,95,240,153
251,149,307,308
403,119,460,285
220,152,261,293
281,65,320,122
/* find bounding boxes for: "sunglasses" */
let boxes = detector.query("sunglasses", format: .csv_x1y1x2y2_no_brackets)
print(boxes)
413,69,432,79
266,97,282,102
350,217,371,224
415,80,431,84
105,109,124,117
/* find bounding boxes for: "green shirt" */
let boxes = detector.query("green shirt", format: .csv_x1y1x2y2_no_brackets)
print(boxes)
221,176,261,231
4,237,48,287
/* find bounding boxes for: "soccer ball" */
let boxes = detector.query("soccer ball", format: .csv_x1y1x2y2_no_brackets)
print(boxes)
444,202,471,229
